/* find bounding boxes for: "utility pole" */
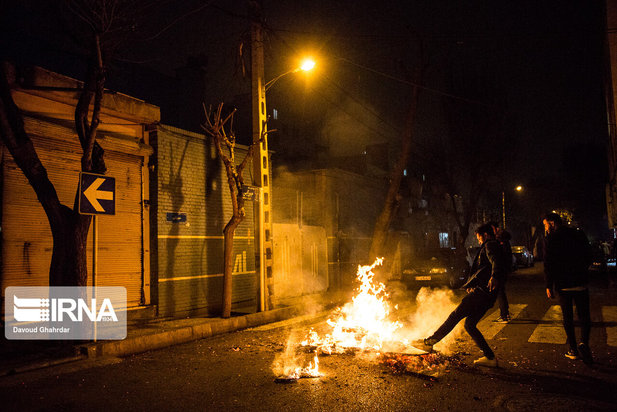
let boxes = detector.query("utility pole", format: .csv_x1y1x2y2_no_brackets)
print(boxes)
250,0,273,311
502,190,506,230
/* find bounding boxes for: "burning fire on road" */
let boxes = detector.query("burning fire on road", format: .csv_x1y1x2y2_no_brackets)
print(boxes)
272,258,462,382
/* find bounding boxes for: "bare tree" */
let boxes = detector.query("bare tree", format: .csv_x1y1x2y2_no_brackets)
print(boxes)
202,103,267,318
428,99,504,249
0,1,149,286
369,56,424,264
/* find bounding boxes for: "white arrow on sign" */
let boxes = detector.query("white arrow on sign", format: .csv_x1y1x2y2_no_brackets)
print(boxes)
83,178,114,212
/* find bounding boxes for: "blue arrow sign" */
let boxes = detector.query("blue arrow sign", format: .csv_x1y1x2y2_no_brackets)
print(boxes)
79,172,115,215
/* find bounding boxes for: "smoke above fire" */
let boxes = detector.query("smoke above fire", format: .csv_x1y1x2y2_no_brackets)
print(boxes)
272,258,465,379
400,287,463,355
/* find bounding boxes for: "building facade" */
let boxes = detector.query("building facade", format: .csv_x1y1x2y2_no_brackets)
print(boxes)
1,64,158,313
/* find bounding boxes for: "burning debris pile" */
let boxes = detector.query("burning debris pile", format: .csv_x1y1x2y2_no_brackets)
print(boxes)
273,258,462,382
272,335,322,383
380,352,467,381
301,258,407,354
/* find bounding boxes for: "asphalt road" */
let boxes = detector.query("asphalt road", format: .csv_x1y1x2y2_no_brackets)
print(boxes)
2,264,617,411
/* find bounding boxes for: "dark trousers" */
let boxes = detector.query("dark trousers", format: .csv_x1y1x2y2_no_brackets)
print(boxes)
558,288,591,350
429,289,496,359
496,276,509,318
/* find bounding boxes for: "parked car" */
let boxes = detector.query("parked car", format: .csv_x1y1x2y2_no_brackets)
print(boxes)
589,242,609,274
468,245,517,271
512,245,534,268
402,248,469,289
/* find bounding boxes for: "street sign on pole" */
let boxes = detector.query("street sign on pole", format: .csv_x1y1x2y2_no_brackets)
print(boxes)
78,172,116,215
241,185,259,201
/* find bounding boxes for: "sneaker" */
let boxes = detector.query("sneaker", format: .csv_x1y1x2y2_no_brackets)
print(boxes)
565,349,579,360
493,315,511,323
411,338,437,352
578,343,593,365
474,356,498,368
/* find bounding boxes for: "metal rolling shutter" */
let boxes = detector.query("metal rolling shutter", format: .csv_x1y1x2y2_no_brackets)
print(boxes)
1,118,144,307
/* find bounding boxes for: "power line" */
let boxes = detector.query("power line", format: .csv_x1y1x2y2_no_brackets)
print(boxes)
139,0,218,41
336,57,491,107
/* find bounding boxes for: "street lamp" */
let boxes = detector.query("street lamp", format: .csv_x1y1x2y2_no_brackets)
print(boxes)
250,24,316,312
265,58,316,91
502,185,523,229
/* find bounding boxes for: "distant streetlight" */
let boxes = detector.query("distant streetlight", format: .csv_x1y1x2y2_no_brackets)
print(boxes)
265,58,316,91
502,185,524,229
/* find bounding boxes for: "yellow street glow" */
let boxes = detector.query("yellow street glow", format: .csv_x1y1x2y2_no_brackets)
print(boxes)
515,185,523,191
300,58,316,72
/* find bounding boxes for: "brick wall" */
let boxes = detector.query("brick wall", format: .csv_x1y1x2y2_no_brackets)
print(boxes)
150,124,257,317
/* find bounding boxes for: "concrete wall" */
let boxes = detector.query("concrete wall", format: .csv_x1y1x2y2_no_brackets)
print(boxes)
273,168,388,290
271,223,328,302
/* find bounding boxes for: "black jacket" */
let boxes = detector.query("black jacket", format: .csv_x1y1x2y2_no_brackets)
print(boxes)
462,239,506,294
544,226,592,290
498,230,513,273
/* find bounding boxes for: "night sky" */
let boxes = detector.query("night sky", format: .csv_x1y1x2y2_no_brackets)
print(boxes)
1,0,610,238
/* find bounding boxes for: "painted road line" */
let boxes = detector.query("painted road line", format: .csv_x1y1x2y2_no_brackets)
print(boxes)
479,304,527,340
602,306,617,347
528,305,566,344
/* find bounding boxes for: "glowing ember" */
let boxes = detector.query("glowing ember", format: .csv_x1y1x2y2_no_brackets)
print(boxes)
380,352,466,380
302,258,405,353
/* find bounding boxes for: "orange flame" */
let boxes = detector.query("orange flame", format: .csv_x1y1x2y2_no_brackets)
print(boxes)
302,258,404,353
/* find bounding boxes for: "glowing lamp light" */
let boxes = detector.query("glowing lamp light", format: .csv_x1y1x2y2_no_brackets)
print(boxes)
515,185,523,192
299,58,316,72
265,58,317,91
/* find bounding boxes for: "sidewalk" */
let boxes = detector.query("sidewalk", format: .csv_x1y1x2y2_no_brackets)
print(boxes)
0,291,348,377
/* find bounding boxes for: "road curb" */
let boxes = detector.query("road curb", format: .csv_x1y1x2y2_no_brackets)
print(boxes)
0,354,86,377
80,306,299,358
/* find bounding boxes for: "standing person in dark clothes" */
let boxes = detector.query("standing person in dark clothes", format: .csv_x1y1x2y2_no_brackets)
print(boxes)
490,222,513,323
543,212,594,364
413,224,505,367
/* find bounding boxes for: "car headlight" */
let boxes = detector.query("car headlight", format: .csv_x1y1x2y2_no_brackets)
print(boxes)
429,267,448,274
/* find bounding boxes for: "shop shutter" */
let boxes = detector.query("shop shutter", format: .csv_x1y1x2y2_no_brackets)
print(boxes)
1,117,144,307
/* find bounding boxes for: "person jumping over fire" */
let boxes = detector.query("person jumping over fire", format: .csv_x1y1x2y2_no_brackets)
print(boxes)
413,223,506,367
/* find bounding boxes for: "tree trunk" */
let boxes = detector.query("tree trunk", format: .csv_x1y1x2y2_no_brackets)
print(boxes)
369,77,420,262
49,205,92,286
221,214,243,318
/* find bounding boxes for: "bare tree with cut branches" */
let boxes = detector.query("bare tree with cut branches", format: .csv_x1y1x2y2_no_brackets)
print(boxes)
0,0,152,286
202,103,268,318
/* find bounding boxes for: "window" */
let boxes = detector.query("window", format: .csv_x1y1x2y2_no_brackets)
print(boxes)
439,232,450,248
272,108,278,120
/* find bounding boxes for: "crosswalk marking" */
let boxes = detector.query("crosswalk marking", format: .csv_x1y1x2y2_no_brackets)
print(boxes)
528,305,566,344
602,306,617,347
479,304,527,339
